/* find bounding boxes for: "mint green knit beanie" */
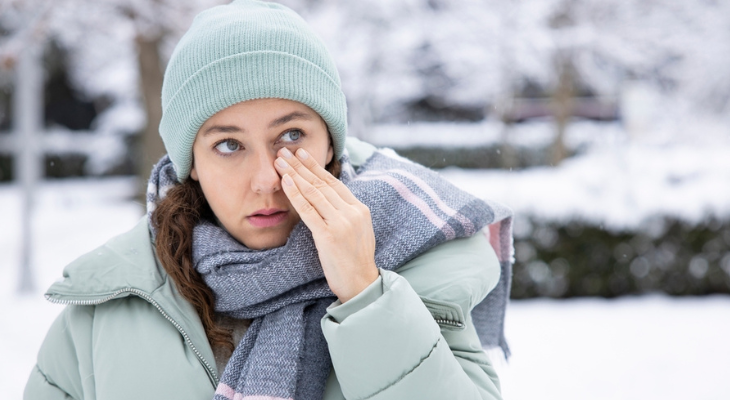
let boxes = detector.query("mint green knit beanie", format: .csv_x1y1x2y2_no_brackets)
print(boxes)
159,0,348,182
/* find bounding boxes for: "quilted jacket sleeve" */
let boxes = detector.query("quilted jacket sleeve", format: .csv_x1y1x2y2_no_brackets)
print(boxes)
320,234,503,400
24,305,95,400
25,366,75,400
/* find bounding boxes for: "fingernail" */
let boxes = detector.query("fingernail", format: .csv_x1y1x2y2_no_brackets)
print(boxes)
283,174,294,186
281,148,293,158
297,148,309,159
276,158,288,168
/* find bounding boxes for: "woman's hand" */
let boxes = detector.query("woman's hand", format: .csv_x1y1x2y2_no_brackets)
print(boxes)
274,147,379,303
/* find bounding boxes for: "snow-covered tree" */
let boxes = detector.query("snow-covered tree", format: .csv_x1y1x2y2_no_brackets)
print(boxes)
1,0,227,188
282,0,730,137
3,0,727,152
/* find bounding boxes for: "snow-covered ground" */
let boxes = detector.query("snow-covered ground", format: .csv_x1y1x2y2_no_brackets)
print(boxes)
497,294,730,400
1,157,729,398
439,141,730,232
0,178,143,399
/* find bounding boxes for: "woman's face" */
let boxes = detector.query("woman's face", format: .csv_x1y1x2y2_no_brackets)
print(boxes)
190,98,334,250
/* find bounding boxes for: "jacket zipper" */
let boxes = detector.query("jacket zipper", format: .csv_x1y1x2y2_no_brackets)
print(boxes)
46,287,219,385
434,318,464,328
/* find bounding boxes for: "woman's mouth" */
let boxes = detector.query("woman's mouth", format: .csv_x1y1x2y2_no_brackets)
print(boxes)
247,208,289,228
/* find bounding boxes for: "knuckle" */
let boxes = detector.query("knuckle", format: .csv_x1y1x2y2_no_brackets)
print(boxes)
311,177,327,189
285,167,299,179
299,200,316,214
291,159,307,171
302,156,318,167
302,185,319,197
323,174,339,186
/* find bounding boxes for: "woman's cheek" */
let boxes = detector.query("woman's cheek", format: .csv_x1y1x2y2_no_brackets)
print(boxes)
301,144,330,167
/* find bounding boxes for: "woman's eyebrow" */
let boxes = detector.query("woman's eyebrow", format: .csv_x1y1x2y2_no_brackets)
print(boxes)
202,125,242,136
268,111,313,128
202,111,313,136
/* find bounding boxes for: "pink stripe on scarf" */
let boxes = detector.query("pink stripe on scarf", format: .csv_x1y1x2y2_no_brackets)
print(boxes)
362,169,475,235
486,222,511,263
358,175,455,240
216,385,293,400
216,383,236,400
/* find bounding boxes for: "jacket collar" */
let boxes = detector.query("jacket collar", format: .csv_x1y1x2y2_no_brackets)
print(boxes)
45,217,219,384
46,217,165,300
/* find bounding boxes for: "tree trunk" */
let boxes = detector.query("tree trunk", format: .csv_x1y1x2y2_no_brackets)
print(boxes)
496,96,518,170
135,34,166,201
550,55,574,166
14,40,44,293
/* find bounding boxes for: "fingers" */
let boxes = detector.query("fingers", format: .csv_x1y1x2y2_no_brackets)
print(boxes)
276,155,341,223
285,148,360,206
274,148,350,211
280,174,326,233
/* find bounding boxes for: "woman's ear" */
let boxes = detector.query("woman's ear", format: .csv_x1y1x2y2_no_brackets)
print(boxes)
326,144,334,165
326,133,334,165
190,161,199,181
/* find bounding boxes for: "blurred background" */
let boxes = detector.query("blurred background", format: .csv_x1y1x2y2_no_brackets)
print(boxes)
1,0,729,398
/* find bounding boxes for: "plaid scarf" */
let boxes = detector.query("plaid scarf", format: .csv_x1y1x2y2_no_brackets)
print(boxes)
147,148,513,400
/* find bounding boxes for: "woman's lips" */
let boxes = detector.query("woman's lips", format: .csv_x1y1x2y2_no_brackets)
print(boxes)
247,210,289,228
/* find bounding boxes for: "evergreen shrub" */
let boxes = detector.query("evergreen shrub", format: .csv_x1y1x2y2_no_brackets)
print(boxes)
510,216,730,298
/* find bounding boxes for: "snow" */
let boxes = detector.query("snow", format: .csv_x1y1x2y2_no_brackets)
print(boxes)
0,178,143,398
439,141,730,232
286,0,730,125
5,0,724,132
496,295,730,400
0,178,143,297
368,119,627,149
3,0,728,176
365,119,730,232
1,174,729,399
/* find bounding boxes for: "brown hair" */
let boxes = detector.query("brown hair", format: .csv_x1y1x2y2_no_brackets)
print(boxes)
151,156,341,352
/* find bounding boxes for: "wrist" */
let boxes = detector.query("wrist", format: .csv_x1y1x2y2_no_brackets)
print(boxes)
337,265,380,303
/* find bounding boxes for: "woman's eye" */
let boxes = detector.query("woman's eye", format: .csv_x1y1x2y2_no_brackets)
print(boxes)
281,129,303,142
214,140,240,154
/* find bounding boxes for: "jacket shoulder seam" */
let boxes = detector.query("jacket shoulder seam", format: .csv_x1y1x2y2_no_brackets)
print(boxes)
32,364,76,399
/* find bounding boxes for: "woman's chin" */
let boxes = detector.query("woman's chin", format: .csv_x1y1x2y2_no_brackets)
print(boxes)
233,223,297,250
244,235,288,250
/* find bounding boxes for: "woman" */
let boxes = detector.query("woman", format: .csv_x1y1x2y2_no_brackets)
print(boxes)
25,1,513,399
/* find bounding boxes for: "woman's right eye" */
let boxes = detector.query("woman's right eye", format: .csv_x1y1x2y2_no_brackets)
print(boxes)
214,140,241,154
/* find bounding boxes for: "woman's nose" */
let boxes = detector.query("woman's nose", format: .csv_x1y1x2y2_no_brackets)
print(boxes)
250,152,281,194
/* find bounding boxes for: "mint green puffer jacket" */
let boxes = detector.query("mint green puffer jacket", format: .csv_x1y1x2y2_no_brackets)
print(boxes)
24,139,504,400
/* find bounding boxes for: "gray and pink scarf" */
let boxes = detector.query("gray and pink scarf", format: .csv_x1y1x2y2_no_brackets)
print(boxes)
147,148,513,400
